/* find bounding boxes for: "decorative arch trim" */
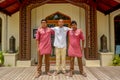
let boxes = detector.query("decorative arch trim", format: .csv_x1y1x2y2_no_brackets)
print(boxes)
19,0,98,60
46,11,71,20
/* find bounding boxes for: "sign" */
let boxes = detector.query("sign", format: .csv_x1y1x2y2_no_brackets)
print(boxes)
116,45,120,54
33,29,37,39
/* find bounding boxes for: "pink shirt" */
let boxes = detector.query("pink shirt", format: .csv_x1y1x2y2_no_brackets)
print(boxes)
68,29,85,57
36,27,54,55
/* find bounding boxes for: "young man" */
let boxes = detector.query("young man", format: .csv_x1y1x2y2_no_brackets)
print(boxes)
51,19,70,75
67,20,87,77
35,19,54,78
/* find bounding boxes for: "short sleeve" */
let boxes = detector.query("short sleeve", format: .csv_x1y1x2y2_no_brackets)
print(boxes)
51,27,55,30
36,30,40,40
51,29,54,35
64,27,71,31
67,27,71,31
80,30,85,40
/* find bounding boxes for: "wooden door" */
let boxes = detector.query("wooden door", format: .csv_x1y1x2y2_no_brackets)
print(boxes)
46,12,71,63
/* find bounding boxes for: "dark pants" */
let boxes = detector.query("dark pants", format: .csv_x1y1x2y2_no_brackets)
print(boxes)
70,57,83,73
37,53,50,73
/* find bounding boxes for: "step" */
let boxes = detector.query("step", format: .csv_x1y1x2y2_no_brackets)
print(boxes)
85,59,100,67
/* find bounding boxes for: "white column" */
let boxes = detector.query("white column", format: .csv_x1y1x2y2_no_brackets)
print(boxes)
0,13,7,52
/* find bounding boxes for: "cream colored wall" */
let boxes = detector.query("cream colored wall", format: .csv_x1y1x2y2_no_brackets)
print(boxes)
7,12,19,51
0,12,19,52
31,8,38,61
31,4,86,61
97,11,109,52
97,9,120,53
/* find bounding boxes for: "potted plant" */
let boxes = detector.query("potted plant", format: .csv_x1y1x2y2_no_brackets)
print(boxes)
112,54,120,66
0,51,4,66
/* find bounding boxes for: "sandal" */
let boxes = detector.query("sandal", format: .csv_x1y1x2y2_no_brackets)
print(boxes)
80,72,87,77
47,72,52,76
35,72,41,78
66,71,73,77
53,71,59,76
62,70,66,74
69,71,73,77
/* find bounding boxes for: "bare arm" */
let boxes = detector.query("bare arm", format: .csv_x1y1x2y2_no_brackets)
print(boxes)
81,40,84,53
36,29,40,52
36,40,40,49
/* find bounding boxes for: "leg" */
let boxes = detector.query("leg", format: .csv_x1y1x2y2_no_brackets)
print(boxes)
61,47,66,72
45,54,51,76
35,53,43,78
77,57,87,77
70,57,75,71
54,47,61,75
68,57,74,77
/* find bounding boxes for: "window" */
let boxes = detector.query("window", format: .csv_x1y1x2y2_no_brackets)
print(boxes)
46,11,71,28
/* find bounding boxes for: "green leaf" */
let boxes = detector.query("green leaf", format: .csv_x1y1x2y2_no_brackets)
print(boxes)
0,51,4,64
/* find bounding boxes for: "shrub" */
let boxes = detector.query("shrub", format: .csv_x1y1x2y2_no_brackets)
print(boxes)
112,54,120,66
0,51,4,66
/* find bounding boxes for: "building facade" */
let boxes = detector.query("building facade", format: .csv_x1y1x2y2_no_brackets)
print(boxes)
0,0,120,65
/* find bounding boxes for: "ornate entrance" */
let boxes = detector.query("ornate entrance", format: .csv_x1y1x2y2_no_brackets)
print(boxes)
19,0,98,60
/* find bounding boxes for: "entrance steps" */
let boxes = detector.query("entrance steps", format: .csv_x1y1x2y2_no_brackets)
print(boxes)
84,59,100,67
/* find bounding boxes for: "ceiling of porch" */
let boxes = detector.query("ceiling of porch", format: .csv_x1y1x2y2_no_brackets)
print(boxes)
0,0,120,16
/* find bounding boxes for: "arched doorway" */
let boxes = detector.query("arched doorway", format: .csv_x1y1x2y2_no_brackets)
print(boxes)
0,18,2,50
45,11,71,62
114,14,120,54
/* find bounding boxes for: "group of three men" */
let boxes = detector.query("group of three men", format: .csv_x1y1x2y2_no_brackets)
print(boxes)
35,19,87,78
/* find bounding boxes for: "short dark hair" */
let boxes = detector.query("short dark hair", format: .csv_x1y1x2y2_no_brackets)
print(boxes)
41,19,47,23
71,20,77,25
58,18,64,21
59,18,63,20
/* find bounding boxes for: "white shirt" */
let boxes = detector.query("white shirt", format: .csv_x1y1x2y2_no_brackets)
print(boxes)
51,26,70,48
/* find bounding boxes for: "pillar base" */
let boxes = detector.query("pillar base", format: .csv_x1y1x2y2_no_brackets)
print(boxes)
16,60,31,67
84,59,100,67
99,52,114,66
3,53,18,67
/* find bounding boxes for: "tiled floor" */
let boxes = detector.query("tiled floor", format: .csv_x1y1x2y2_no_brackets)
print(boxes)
0,66,120,80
